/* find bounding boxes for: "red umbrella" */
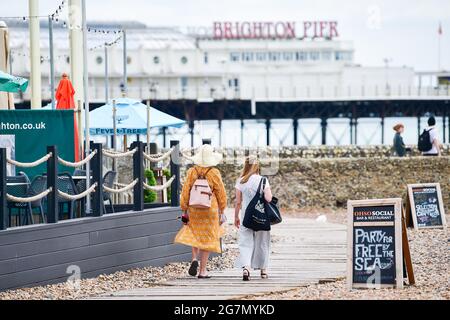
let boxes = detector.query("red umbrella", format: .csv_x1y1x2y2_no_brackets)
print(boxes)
55,73,80,161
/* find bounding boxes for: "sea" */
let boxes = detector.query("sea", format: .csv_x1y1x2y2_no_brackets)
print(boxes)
95,116,447,150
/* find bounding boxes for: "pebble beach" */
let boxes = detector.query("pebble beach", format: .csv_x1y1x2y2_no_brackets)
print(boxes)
0,211,448,300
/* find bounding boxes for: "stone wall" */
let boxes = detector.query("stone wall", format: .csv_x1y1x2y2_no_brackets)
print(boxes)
114,145,450,212
218,155,450,212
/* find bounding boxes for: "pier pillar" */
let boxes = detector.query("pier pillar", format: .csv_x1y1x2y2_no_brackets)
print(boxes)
293,118,298,145
321,118,327,145
381,117,385,144
240,119,244,146
189,121,195,147
265,119,271,146
29,0,42,108
354,118,358,145
349,118,353,144
443,115,446,143
417,116,421,137
218,119,222,146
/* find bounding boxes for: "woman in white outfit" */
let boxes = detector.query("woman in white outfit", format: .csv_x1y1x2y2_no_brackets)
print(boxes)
234,155,273,281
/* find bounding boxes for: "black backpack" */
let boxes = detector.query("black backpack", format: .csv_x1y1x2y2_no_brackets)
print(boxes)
418,129,433,152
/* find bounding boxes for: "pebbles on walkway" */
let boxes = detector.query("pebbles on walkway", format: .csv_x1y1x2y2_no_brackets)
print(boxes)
0,224,239,300
249,224,449,300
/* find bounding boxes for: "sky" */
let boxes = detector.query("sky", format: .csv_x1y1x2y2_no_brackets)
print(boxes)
2,0,450,71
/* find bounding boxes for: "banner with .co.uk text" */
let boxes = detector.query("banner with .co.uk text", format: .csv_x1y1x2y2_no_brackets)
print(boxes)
0,110,75,178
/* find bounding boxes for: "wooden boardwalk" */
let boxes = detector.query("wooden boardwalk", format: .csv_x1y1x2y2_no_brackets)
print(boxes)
93,218,346,300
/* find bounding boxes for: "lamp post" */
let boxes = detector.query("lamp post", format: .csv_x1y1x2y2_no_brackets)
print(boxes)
29,0,42,109
81,0,91,213
48,16,55,109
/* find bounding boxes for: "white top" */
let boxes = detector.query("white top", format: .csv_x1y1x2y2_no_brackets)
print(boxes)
235,174,270,218
422,126,439,155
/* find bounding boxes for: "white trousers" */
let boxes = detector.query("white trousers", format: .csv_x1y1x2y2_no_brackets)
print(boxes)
235,226,271,270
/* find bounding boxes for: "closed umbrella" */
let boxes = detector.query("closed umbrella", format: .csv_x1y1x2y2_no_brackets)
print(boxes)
55,73,80,161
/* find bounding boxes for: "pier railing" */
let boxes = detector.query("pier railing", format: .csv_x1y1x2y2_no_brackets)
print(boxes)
14,84,450,104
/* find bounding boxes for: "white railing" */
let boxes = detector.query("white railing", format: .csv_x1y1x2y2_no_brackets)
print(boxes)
16,84,450,103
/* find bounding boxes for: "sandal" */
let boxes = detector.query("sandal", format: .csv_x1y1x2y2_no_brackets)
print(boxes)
242,268,250,281
188,260,199,277
197,274,211,279
261,273,268,279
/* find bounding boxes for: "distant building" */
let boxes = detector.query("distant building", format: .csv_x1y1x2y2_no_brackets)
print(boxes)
4,20,448,104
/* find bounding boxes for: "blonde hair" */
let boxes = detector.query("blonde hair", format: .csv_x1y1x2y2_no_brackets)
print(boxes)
240,155,260,184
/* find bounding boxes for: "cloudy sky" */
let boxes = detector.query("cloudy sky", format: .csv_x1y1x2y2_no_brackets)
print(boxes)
3,0,449,71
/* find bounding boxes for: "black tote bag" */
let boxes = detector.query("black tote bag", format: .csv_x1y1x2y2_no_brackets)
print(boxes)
242,177,271,231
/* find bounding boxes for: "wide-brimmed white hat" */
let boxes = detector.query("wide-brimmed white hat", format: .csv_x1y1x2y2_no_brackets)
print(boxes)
191,144,223,167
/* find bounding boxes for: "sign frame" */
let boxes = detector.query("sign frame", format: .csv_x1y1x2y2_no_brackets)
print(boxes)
406,183,447,230
347,198,403,290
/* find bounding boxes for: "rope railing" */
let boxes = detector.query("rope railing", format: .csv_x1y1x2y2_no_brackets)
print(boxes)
6,188,53,203
143,175,176,192
58,150,97,167
103,179,138,194
6,153,53,168
142,147,174,162
57,183,97,201
102,148,137,158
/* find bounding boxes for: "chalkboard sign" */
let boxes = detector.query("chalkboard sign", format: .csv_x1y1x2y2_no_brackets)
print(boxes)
347,199,404,289
407,183,447,230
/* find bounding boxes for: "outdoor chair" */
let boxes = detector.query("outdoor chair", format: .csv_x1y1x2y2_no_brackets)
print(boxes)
6,172,33,226
103,170,117,214
28,175,48,223
56,172,79,219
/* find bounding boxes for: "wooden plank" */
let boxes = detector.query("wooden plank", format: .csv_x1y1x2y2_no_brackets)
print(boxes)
0,207,181,245
0,244,191,291
0,233,90,261
98,217,347,300
89,220,181,245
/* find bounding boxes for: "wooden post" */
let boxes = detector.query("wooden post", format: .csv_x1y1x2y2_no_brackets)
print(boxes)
0,148,7,230
170,140,180,207
401,207,415,285
46,145,58,223
91,143,104,217
131,141,144,211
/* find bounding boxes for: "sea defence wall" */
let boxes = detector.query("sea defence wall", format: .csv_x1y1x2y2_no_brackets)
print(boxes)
117,145,450,211
216,145,450,212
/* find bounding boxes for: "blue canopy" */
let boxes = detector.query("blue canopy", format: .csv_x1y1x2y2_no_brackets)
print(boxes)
46,98,185,135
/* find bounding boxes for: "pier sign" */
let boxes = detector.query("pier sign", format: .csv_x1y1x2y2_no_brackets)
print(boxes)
347,199,404,289
406,183,447,230
211,21,339,40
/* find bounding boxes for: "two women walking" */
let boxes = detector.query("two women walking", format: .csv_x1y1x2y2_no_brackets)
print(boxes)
174,145,273,281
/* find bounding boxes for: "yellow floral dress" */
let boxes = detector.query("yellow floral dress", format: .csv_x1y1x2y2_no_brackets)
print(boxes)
174,166,227,253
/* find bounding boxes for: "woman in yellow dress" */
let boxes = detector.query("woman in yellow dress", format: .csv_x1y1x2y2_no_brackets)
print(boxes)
174,144,227,278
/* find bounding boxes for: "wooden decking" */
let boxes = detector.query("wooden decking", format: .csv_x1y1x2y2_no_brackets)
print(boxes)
93,217,346,300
